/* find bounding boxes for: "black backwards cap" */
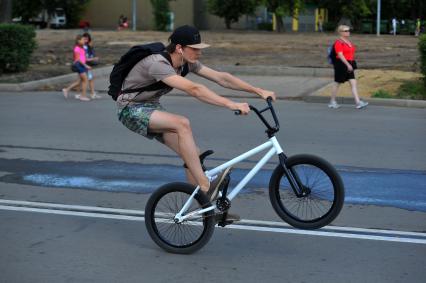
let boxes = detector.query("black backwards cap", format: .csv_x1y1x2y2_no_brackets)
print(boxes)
169,25,210,49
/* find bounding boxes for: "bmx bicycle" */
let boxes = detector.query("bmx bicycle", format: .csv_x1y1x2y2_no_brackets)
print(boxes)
145,97,345,254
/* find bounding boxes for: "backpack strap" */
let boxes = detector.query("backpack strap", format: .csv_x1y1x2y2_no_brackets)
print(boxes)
120,52,188,95
118,52,190,120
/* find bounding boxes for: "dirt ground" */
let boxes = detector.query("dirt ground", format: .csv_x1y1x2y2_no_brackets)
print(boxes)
317,69,422,98
0,29,422,97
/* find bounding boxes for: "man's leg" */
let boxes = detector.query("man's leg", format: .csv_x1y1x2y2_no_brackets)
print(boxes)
148,110,210,192
162,132,199,186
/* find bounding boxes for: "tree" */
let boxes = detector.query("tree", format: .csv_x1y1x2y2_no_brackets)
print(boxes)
207,0,260,29
151,0,173,31
262,0,305,32
368,0,426,20
0,0,13,23
12,0,43,24
314,0,371,28
46,0,90,28
12,0,90,28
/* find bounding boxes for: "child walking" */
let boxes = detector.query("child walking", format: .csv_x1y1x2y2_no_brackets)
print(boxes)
62,34,92,101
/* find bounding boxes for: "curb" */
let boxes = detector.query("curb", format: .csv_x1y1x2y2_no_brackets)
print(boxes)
304,95,426,108
0,66,113,92
211,65,333,77
1,65,424,108
0,65,331,92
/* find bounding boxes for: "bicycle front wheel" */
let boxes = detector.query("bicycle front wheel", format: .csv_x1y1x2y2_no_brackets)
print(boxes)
145,182,215,254
269,154,345,229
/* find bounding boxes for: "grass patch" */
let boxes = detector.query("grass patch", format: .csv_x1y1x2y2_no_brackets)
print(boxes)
371,79,426,100
372,89,393,98
396,79,426,100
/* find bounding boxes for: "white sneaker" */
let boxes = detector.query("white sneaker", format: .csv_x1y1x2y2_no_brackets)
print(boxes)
328,101,340,109
90,93,102,99
356,101,369,109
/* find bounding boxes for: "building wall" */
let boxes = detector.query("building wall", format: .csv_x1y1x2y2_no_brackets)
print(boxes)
170,0,194,29
82,1,319,31
83,0,194,30
83,0,133,29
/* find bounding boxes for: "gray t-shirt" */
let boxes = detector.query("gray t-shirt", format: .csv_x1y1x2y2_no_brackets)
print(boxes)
117,54,202,108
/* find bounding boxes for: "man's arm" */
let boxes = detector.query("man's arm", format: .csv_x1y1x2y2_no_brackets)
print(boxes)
196,66,276,100
162,75,250,114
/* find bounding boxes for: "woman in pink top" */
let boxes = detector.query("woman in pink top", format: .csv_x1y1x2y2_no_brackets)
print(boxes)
328,25,368,109
62,34,92,101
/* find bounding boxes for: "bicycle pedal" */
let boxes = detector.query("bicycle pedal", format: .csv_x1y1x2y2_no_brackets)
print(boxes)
217,220,234,227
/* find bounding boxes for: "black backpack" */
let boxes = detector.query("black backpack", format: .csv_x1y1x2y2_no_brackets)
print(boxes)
108,42,189,101
327,42,337,65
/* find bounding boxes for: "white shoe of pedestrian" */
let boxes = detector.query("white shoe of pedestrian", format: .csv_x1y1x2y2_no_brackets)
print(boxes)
356,100,369,109
328,101,340,109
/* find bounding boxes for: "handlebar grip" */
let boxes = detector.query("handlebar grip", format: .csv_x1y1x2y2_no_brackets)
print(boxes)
234,110,242,115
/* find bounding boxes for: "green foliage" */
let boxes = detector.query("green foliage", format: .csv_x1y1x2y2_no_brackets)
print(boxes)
0,24,36,73
396,79,426,100
262,0,304,32
371,81,426,101
208,0,260,29
12,0,90,28
323,21,336,31
12,0,43,23
372,89,393,98
257,22,273,31
316,0,425,29
367,0,425,21
151,0,170,31
419,35,426,87
55,0,91,28
315,0,370,29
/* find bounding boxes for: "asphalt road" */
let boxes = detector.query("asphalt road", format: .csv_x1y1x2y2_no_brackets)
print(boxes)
0,91,425,282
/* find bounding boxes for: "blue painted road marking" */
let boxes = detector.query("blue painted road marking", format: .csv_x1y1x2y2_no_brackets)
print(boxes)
0,159,425,212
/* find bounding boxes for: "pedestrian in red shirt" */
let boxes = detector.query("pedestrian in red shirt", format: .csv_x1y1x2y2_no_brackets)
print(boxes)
329,25,368,109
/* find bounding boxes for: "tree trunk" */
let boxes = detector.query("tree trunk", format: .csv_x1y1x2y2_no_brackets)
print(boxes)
0,0,12,23
225,18,232,29
275,16,285,32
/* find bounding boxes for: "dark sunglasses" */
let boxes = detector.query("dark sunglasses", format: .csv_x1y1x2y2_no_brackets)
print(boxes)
341,29,351,32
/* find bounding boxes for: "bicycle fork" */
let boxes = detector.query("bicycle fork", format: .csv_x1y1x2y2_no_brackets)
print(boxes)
278,153,310,197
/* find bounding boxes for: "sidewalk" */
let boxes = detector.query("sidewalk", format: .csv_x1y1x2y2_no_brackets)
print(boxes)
1,65,425,108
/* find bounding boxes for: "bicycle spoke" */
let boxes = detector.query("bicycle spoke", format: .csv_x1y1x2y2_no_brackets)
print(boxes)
278,163,336,222
151,190,207,247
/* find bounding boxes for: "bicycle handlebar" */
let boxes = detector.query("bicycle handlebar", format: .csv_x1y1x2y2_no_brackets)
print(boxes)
234,96,280,136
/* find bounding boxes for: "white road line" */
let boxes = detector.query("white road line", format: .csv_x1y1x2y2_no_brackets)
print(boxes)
0,199,144,215
1,199,425,245
239,219,426,237
0,205,144,221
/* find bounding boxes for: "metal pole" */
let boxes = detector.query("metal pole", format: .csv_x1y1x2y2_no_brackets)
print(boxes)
132,0,137,31
376,0,381,36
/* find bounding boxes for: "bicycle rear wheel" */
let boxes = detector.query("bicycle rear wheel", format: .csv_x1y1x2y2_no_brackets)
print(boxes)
269,154,345,229
145,182,215,254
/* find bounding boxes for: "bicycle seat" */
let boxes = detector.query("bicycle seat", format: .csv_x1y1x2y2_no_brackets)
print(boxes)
182,150,214,170
199,150,214,163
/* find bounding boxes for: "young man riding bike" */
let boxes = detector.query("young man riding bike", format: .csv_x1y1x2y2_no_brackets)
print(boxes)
117,25,276,222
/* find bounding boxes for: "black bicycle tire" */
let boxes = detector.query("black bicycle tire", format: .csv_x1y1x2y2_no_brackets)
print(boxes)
269,154,345,229
145,182,216,254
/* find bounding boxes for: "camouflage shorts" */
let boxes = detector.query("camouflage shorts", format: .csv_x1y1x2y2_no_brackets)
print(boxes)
118,102,165,142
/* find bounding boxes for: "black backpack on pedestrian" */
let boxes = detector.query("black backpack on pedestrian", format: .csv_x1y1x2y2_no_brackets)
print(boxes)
108,42,189,101
327,42,337,65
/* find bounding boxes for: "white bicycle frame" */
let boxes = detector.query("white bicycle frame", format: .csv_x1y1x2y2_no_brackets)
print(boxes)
174,136,284,223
